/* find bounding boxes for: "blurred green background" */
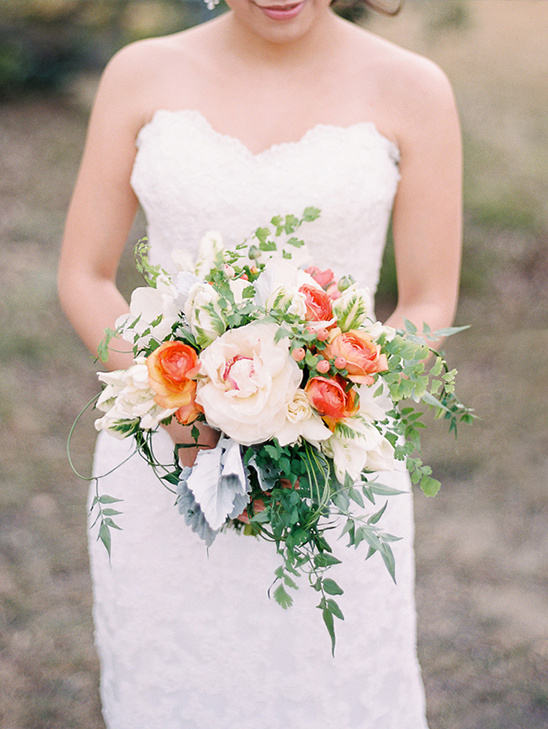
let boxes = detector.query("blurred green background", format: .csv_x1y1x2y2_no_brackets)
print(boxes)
1,2,547,728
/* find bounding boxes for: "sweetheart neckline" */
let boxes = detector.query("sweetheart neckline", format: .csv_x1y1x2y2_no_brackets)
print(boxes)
138,108,400,161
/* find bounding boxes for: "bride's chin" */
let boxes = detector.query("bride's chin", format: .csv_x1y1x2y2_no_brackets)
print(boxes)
225,0,331,43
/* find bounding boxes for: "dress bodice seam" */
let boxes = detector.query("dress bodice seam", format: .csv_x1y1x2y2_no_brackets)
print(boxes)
136,108,401,163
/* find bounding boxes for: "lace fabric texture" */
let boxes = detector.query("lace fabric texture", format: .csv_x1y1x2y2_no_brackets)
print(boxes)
90,109,429,729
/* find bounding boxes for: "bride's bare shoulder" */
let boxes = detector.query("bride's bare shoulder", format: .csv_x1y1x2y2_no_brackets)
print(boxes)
355,26,454,101
345,23,458,142
99,25,207,83
91,25,213,126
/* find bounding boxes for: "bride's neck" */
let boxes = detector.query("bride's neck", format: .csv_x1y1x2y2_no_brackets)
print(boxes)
214,9,343,68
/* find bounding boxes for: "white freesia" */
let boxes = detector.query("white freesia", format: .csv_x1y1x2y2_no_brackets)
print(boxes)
332,284,372,331
357,382,393,423
362,320,397,342
184,281,226,347
196,322,302,446
322,415,395,483
95,358,175,436
194,231,224,280
363,436,397,472
276,390,332,447
116,279,179,346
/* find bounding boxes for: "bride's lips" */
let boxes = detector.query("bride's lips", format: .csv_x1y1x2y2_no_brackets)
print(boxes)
255,1,306,21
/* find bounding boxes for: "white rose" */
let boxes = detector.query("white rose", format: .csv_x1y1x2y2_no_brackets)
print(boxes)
332,284,372,331
116,280,179,347
196,322,302,446
184,281,226,347
276,390,332,447
95,358,175,436
194,231,224,279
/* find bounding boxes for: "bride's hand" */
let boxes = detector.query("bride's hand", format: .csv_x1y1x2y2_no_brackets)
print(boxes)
163,419,220,468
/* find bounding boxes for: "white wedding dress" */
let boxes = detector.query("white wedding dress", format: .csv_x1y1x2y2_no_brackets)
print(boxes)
90,109,429,729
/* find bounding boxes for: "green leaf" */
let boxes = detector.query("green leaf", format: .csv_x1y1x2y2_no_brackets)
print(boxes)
379,543,397,583
420,475,441,497
403,318,418,334
322,607,336,656
98,523,112,557
97,495,123,504
314,553,343,568
273,583,293,610
302,206,321,222
322,578,344,596
326,598,345,621
432,324,470,338
369,483,406,497
367,501,388,525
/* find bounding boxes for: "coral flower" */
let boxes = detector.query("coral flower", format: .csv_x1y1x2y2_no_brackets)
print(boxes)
146,341,202,421
305,375,359,427
298,284,333,322
323,330,388,385
305,266,336,290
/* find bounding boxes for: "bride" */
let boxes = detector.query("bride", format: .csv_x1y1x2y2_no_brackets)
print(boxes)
58,0,462,727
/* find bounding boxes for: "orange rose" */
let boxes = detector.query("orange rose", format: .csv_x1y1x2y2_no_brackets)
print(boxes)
298,284,333,322
173,395,203,426
146,342,202,420
305,375,359,427
323,330,388,385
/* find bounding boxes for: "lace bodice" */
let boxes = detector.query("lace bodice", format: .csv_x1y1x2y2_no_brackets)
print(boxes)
131,109,400,293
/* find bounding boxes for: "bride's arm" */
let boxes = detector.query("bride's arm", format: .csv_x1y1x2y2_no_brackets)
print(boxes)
384,57,462,341
58,45,218,463
58,46,146,371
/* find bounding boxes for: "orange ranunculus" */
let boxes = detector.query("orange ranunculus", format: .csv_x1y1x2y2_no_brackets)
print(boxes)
323,330,388,385
298,284,333,322
305,375,359,427
147,341,201,413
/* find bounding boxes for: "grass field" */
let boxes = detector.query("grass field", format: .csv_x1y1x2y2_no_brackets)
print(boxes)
1,2,547,727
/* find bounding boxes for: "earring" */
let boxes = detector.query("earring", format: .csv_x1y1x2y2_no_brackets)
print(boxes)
204,0,219,9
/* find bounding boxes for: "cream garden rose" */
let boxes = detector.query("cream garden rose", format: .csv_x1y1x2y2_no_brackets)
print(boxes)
195,322,302,446
276,390,332,447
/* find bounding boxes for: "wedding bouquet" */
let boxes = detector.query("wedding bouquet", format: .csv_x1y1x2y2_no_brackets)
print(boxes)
89,208,473,652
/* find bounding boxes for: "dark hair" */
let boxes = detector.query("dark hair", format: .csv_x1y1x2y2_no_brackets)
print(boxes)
332,0,403,23
364,0,403,15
